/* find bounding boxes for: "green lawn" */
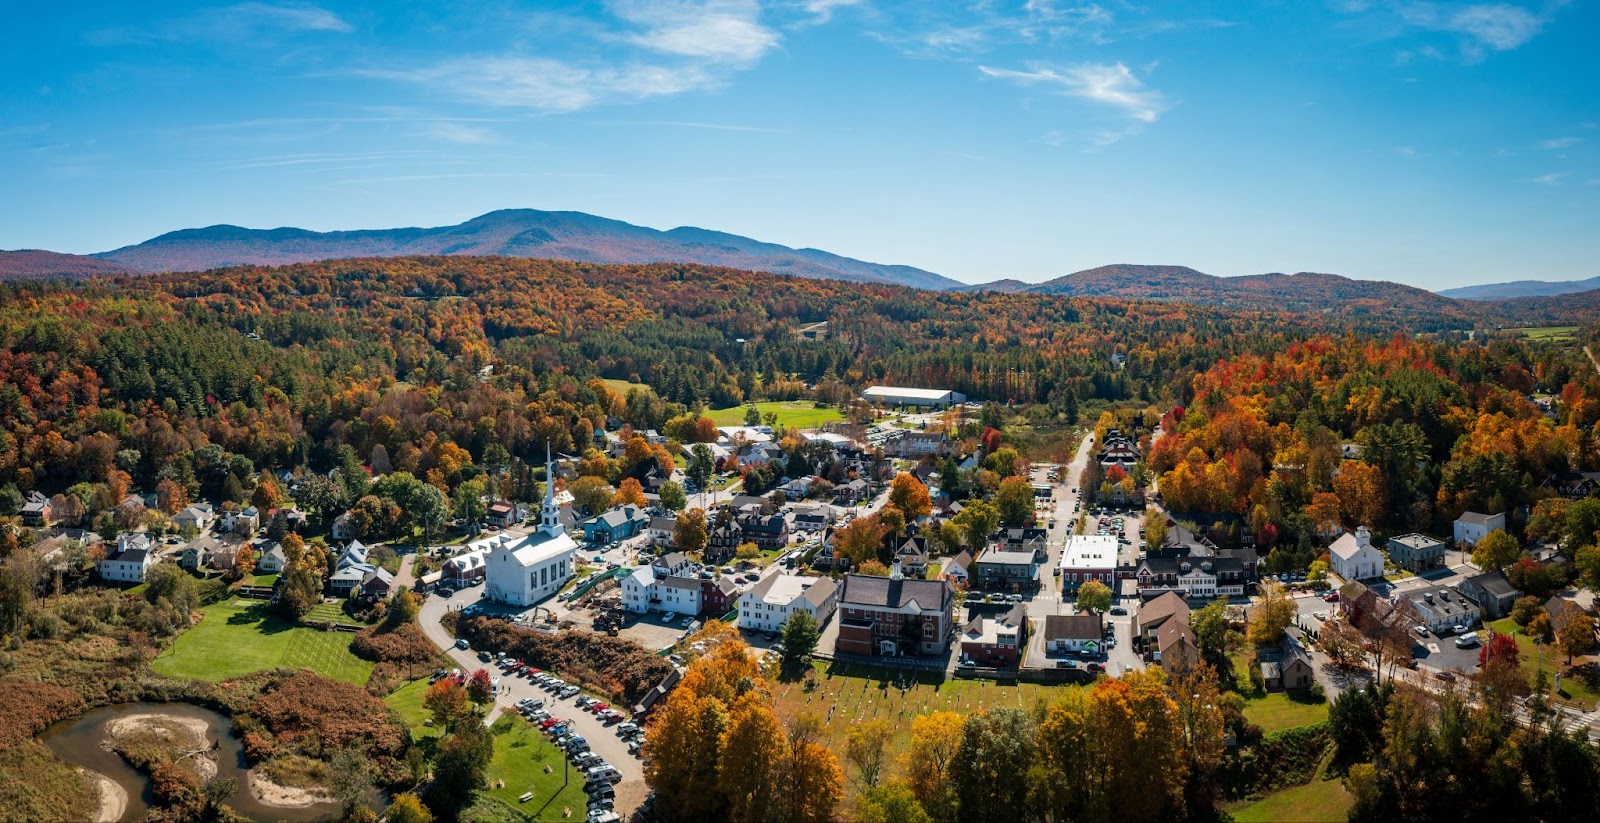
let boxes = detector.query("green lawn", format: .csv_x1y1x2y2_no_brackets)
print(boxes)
249,573,279,587
1487,618,1600,709
152,598,375,685
1242,691,1329,734
303,600,361,625
383,678,444,741
703,401,844,429
1230,775,1352,823
484,715,591,817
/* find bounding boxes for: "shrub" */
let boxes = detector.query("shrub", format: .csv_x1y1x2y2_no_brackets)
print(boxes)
1221,722,1330,800
247,671,408,780
457,616,673,704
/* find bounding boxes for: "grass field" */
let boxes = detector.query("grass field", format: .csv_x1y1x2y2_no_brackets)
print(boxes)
1229,775,1352,823
703,401,844,429
249,573,279,587
383,678,444,741
152,598,375,685
1508,326,1579,341
303,600,366,625
484,715,591,818
1488,618,1600,709
771,661,1074,763
601,378,650,395
1242,691,1329,734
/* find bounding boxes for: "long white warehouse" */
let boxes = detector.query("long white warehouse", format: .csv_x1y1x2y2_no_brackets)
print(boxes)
862,386,967,408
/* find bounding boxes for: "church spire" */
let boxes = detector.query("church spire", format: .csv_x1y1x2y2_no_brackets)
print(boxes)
542,442,560,532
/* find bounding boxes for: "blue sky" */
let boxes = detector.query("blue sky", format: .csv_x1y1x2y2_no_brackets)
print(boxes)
3,1,1596,288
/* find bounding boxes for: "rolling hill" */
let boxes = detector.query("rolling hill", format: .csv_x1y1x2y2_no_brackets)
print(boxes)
1019,264,1467,317
89,208,962,290
0,250,140,280
1437,276,1600,301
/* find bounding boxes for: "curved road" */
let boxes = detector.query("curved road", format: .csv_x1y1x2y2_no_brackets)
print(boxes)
417,583,649,814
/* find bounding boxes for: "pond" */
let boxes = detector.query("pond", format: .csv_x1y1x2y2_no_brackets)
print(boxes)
40,702,343,822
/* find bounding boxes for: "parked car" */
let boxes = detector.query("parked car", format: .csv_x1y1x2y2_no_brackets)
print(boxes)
454,639,470,650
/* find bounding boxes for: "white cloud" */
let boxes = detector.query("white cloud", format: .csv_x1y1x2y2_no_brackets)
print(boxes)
1388,2,1557,60
615,0,781,63
1539,136,1581,150
979,62,1165,123
415,122,501,144
801,0,864,25
1525,171,1570,185
225,3,352,33
365,2,781,113
1394,145,1418,157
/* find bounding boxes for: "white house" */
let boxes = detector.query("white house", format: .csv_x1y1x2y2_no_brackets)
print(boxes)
620,564,704,616
98,534,157,583
1453,511,1506,547
173,503,215,532
331,511,358,541
255,542,287,573
1329,527,1384,581
482,452,578,607
737,573,839,634
648,515,677,549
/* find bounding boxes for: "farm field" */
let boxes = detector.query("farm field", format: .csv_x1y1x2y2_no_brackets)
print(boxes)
601,378,651,395
1507,326,1579,340
703,401,844,429
151,598,375,685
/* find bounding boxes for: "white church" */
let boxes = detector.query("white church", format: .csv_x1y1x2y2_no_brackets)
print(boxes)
482,450,578,607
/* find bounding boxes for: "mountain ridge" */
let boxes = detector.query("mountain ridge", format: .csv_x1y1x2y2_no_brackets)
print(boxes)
1437,275,1600,301
89,208,962,290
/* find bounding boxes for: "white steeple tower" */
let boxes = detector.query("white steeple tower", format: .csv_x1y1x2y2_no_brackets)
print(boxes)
541,442,560,534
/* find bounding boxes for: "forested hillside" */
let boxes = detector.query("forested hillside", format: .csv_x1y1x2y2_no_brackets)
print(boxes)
0,256,1592,528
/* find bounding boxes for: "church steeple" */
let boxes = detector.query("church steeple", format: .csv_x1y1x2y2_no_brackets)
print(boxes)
541,443,560,533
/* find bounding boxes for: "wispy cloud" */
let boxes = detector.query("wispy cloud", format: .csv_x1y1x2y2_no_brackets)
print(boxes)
1525,171,1570,185
415,122,501,145
800,0,863,25
598,120,789,132
1359,2,1565,62
364,1,781,112
225,3,351,33
91,2,351,45
1539,136,1581,150
979,62,1166,123
1394,145,1418,157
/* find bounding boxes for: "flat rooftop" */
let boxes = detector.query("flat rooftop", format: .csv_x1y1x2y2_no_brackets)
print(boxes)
1059,534,1119,570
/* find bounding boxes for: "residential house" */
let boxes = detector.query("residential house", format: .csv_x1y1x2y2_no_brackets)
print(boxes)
958,603,1028,667
942,550,973,586
702,576,739,616
361,568,396,600
442,549,486,586
620,565,703,616
1545,595,1598,639
1154,621,1200,674
179,536,228,572
738,573,839,634
98,533,158,583
1096,430,1141,471
834,564,955,657
583,506,650,544
1454,512,1506,547
1135,591,1191,642
1403,584,1481,634
706,520,742,565
255,542,287,574
737,441,785,469
791,504,833,535
833,479,870,506
1329,527,1383,582
1387,533,1446,573
1458,570,1522,620
648,515,677,549
20,492,51,526
887,431,950,459
331,511,358,541
992,527,1050,562
736,511,789,550
893,536,932,578
173,503,216,532
780,475,818,499
1260,627,1315,690
221,506,260,536
1542,470,1600,501
1043,613,1104,655
487,501,527,528
974,547,1037,591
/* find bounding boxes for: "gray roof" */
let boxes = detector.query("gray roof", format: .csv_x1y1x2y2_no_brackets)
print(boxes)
1043,613,1102,642
662,576,700,591
1466,570,1520,598
839,574,951,610
1456,511,1501,525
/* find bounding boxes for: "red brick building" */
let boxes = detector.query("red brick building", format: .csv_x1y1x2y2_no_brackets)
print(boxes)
835,565,955,658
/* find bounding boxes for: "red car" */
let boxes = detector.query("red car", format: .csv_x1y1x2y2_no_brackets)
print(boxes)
592,702,610,713
1086,662,1106,674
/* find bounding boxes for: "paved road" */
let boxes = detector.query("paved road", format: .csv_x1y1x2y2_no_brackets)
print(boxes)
417,582,648,814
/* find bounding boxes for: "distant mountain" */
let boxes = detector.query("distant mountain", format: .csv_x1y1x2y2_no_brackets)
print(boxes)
1437,276,1600,301
0,249,139,280
951,279,1031,293
90,209,962,290
1020,264,1466,316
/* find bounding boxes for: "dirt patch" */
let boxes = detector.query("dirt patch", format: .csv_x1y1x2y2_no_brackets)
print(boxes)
247,769,336,808
82,768,128,823
104,712,218,781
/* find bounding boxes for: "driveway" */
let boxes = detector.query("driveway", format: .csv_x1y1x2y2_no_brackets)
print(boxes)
417,582,648,814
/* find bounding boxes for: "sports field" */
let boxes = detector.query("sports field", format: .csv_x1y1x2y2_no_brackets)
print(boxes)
152,597,374,685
